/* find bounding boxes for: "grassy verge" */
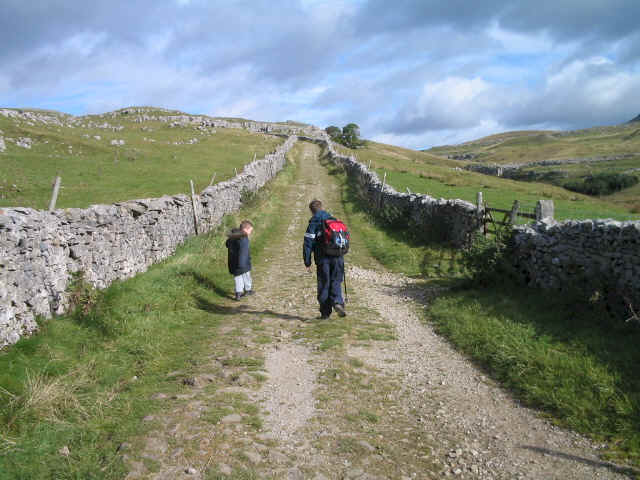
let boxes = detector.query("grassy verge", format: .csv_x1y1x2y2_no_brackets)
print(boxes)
427,287,640,468
329,150,640,469
0,155,297,479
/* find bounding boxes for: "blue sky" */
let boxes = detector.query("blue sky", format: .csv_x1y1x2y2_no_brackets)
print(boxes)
1,0,639,149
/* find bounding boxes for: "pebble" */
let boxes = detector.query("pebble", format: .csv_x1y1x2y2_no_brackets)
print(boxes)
244,449,262,464
358,440,376,452
220,413,242,424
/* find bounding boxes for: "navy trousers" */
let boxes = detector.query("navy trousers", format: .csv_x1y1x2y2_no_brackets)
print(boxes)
316,256,345,317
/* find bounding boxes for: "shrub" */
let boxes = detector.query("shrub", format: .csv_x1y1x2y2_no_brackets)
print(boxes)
461,231,515,286
564,173,638,196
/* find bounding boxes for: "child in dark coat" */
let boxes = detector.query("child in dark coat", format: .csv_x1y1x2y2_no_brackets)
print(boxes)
225,220,254,300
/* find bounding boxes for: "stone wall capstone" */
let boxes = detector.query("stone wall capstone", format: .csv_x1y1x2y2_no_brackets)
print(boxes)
0,135,297,349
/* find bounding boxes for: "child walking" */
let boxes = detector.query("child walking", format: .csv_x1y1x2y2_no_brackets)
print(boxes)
225,220,254,300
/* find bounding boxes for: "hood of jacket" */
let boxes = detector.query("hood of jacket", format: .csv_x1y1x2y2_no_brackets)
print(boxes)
227,228,248,240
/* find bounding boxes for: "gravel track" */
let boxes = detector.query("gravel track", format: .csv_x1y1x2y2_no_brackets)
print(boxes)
125,141,633,479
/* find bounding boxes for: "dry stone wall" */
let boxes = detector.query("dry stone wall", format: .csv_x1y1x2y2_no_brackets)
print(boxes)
512,219,640,304
318,136,640,308
317,137,482,246
0,135,297,349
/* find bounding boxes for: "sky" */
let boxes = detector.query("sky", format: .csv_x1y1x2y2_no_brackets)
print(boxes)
1,0,640,149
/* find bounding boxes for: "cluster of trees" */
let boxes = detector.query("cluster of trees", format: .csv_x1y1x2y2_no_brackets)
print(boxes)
325,123,366,149
564,173,639,196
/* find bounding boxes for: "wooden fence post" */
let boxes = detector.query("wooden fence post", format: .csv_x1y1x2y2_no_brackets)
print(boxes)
476,191,485,235
190,180,199,235
234,167,238,177
367,159,372,170
49,176,61,211
209,172,217,187
379,171,387,208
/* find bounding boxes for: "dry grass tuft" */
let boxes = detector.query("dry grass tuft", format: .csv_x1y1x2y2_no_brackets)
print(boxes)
0,432,17,453
4,368,90,428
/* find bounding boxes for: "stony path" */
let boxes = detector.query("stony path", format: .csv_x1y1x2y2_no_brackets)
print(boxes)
124,142,632,479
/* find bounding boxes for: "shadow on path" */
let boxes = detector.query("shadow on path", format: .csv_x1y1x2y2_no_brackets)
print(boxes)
194,294,309,322
181,271,231,299
520,445,638,478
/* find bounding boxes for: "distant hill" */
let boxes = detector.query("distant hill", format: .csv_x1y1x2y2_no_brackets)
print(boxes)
426,122,640,165
421,121,640,213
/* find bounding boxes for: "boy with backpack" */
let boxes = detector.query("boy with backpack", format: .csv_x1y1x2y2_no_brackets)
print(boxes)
303,199,349,319
226,220,254,301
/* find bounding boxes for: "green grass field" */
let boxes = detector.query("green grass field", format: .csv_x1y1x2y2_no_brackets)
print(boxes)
335,141,639,221
0,108,283,209
424,123,640,213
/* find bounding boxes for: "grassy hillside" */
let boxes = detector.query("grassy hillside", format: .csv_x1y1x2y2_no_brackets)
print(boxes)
335,141,639,221
427,124,640,165
423,124,640,213
0,107,286,209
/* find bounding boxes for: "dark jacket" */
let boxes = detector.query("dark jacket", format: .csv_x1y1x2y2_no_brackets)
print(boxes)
226,228,251,276
303,210,332,267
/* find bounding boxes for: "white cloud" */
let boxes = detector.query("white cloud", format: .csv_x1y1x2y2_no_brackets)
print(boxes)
2,0,640,149
487,22,554,54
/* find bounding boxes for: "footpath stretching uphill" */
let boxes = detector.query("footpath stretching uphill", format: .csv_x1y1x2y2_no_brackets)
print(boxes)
124,142,632,479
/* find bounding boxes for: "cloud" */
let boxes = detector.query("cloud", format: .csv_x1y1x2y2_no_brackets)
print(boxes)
386,77,497,132
500,57,640,127
1,0,640,149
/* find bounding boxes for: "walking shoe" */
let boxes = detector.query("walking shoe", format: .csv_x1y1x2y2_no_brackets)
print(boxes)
318,314,330,320
334,303,346,317
234,292,244,301
244,290,255,296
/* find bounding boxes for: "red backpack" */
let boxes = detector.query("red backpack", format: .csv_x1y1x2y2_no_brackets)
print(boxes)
322,218,350,256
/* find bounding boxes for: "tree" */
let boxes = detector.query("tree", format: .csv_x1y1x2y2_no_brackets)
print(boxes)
325,123,365,149
325,125,342,140
341,123,361,148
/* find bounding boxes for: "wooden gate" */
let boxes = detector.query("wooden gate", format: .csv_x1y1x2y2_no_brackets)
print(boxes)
482,200,537,237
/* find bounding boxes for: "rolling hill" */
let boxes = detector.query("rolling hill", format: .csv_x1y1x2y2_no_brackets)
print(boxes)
421,122,640,215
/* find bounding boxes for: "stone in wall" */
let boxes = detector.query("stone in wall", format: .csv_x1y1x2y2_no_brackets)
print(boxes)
16,137,33,149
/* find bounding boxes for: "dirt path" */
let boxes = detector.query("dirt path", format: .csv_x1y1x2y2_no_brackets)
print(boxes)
124,142,631,479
